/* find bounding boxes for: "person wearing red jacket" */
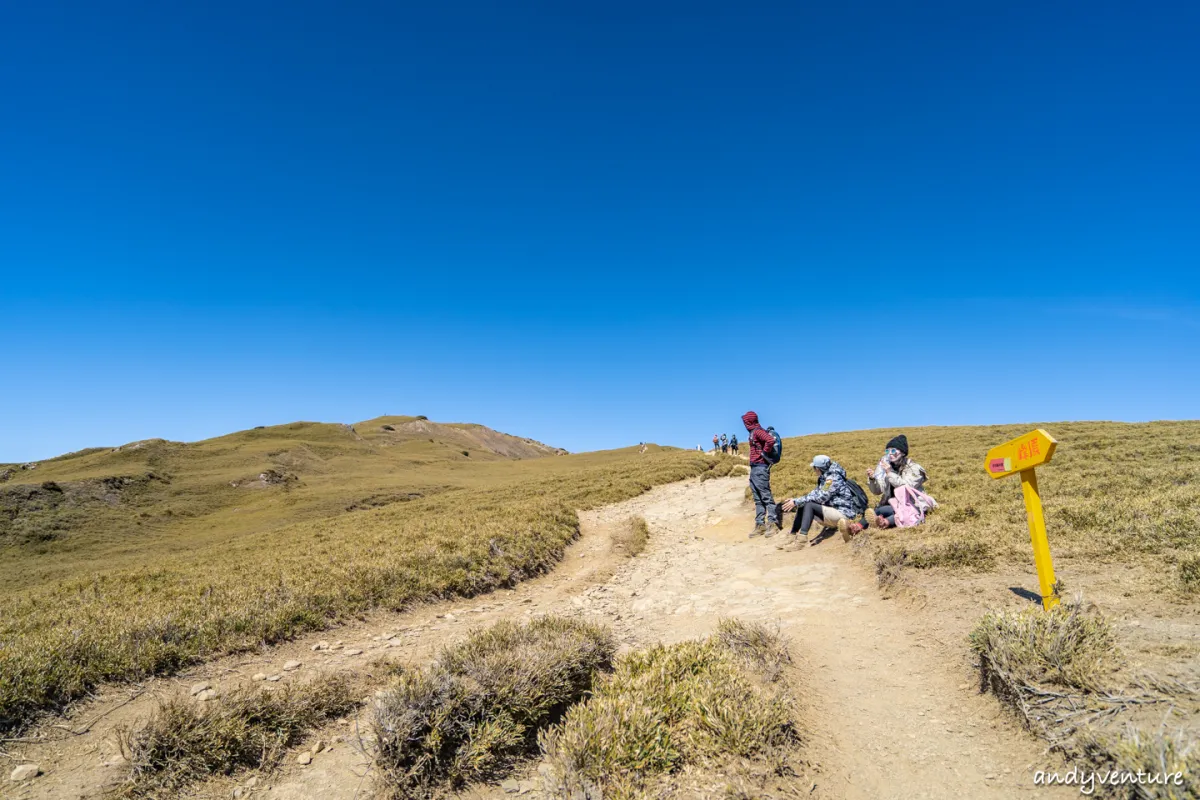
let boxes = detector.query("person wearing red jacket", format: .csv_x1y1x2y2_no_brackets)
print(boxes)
742,410,779,536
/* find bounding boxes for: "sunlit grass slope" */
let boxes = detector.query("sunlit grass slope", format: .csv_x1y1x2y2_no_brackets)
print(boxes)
770,420,1200,581
0,419,711,732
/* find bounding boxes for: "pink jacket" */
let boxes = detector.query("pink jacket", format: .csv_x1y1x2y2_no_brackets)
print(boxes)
892,485,938,528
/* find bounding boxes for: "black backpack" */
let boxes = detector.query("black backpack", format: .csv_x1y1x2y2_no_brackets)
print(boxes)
845,478,869,515
762,427,783,464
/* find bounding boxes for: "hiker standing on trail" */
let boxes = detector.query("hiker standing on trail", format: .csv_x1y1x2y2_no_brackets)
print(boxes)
776,455,864,550
720,433,728,454
840,435,931,538
743,411,780,537
712,434,720,453
730,433,739,455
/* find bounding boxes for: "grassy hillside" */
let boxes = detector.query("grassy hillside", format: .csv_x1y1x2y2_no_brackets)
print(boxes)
0,416,563,591
0,418,712,733
770,420,1200,590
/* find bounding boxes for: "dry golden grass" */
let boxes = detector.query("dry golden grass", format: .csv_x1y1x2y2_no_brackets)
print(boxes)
0,420,713,734
970,602,1199,798
114,673,361,799
771,421,1200,587
612,517,651,557
373,616,615,798
1076,727,1199,799
538,619,797,800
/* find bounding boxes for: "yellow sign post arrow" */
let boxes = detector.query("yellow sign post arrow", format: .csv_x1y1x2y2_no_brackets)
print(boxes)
985,429,1060,610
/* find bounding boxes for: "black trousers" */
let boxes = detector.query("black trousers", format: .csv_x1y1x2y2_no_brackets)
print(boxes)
774,500,828,535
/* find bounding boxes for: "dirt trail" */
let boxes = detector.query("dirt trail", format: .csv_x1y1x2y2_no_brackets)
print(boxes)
8,476,1072,799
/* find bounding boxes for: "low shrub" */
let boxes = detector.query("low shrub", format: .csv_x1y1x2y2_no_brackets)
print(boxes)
1076,726,1199,800
538,619,796,800
613,517,650,557
970,603,1120,706
116,674,359,799
373,616,614,798
1177,554,1200,593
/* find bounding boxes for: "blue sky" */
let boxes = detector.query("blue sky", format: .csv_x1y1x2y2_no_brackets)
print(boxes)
2,1,1197,461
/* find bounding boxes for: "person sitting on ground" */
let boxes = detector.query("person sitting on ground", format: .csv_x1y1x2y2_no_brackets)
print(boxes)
839,434,930,539
774,455,864,550
730,433,739,455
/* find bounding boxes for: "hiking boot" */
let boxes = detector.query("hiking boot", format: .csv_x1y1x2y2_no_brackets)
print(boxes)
839,519,865,543
877,516,891,529
748,525,768,538
777,533,806,551
865,508,879,528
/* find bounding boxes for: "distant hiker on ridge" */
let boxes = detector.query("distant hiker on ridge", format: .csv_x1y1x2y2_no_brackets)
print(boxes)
720,433,728,454
730,433,739,455
743,411,780,537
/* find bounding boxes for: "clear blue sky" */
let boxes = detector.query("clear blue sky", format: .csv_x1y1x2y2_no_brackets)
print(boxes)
2,1,1197,461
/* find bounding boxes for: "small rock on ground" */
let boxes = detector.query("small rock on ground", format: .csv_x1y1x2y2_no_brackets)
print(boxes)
189,683,210,696
10,764,41,781
282,660,302,671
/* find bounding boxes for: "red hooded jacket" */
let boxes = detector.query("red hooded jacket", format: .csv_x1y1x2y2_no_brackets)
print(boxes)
742,411,775,465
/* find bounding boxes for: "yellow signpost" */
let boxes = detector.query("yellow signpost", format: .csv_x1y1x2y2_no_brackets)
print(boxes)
985,429,1060,610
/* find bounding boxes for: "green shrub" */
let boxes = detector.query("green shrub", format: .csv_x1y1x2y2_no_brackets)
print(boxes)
373,616,614,798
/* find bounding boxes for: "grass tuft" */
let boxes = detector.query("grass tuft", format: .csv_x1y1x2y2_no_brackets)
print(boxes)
1076,726,1199,799
115,674,359,799
874,540,995,588
1178,554,1200,593
538,619,797,800
613,517,651,557
373,616,614,798
970,603,1119,699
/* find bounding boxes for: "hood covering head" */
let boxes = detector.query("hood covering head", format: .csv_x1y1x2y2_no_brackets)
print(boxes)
811,454,832,471
742,411,760,430
886,434,909,456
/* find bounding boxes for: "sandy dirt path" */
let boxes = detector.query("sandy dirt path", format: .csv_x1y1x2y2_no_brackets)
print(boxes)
7,476,1072,799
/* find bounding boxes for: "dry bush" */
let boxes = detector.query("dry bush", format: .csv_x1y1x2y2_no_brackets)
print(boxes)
1076,726,1199,799
115,674,359,799
1178,554,1200,593
538,619,797,800
613,517,651,557
373,616,614,798
971,602,1120,699
715,618,792,683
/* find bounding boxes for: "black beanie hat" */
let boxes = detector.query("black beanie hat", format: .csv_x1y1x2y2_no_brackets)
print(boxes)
886,434,909,456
